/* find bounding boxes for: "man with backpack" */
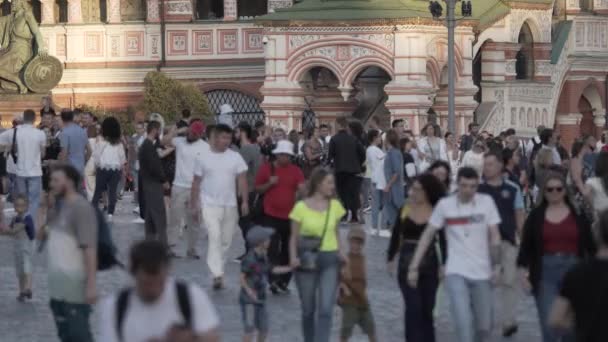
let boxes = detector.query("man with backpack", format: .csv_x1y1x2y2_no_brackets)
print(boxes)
98,240,220,342
40,164,98,342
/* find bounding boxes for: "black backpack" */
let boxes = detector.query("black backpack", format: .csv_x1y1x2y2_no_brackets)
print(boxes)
95,206,122,271
115,281,192,341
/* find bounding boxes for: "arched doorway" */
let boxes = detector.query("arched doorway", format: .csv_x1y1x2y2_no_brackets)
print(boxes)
516,22,535,80
579,84,604,136
204,89,264,126
350,66,391,125
299,66,343,131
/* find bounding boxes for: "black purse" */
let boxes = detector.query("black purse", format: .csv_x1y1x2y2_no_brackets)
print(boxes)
297,203,332,272
252,163,275,223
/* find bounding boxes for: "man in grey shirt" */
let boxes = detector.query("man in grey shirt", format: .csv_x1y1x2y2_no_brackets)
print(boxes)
237,122,261,257
59,110,91,175
41,164,97,342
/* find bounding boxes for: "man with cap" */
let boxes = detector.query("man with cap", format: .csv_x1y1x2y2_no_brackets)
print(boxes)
162,119,209,258
240,225,292,342
255,140,305,294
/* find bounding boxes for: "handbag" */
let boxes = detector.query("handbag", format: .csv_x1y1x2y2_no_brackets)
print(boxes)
297,202,332,272
252,162,275,223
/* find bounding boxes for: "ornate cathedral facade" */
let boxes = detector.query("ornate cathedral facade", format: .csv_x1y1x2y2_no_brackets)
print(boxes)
1,0,607,145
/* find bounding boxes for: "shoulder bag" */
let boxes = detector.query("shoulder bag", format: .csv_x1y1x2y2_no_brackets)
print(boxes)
297,201,332,272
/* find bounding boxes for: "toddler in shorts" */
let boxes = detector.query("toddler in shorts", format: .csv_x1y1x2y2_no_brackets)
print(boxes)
1,195,35,301
338,226,377,342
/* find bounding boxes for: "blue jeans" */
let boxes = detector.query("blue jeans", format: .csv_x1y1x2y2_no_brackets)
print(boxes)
295,251,339,342
370,185,383,229
240,302,268,334
360,178,371,208
535,254,577,342
383,195,399,229
15,176,42,218
49,300,93,342
445,275,493,342
91,168,121,215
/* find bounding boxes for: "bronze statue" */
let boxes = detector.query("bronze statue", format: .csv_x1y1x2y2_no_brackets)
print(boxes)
0,0,52,93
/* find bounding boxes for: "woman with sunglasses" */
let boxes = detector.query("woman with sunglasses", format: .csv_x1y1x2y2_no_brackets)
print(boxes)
517,172,596,342
387,174,446,342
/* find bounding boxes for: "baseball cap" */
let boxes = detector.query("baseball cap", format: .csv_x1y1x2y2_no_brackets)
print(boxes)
246,226,275,247
190,121,205,136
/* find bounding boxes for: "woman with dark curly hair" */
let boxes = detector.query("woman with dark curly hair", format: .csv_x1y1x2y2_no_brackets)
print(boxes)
427,160,452,192
387,174,446,342
91,117,126,221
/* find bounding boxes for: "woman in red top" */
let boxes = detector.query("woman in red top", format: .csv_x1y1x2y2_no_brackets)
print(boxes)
255,140,305,294
517,172,596,342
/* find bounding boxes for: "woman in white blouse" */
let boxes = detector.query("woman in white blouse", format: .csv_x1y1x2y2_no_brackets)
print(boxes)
91,117,126,221
417,123,448,172
366,129,386,233
461,138,487,177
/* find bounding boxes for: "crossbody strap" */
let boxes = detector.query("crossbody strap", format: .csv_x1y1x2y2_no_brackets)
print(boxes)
10,127,17,163
317,200,332,249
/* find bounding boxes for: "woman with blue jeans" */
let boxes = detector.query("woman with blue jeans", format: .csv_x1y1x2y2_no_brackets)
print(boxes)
91,117,126,221
518,172,596,342
366,129,385,233
289,168,346,342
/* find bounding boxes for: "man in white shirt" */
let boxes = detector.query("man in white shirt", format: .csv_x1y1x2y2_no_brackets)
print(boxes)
163,120,209,258
0,109,46,217
539,128,561,166
191,124,249,290
408,167,502,342
98,240,220,342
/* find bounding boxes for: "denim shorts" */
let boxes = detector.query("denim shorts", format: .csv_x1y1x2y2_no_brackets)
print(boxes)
240,302,268,334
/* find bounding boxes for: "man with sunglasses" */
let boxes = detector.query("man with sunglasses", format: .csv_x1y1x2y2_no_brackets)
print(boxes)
407,167,502,342
478,151,525,337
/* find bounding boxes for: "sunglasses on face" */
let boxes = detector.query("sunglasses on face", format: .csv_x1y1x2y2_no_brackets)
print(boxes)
546,186,564,193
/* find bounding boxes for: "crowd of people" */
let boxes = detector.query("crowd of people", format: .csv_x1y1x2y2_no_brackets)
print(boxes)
0,99,607,342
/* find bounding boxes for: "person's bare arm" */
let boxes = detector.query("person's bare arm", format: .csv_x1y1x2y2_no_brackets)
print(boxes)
240,272,257,301
195,329,220,342
515,208,525,238
191,175,202,220
238,172,249,204
549,296,574,330
83,246,97,304
85,142,92,162
571,161,586,195
289,221,301,267
407,225,437,287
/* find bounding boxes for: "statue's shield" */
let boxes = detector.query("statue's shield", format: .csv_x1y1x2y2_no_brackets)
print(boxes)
23,55,63,93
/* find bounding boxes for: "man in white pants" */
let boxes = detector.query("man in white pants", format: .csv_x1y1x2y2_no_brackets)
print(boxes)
163,120,209,258
191,123,248,290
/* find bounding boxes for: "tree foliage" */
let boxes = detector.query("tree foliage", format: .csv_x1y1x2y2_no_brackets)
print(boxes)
140,71,211,123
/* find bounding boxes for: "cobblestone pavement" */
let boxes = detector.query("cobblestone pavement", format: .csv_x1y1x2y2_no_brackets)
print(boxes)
0,195,544,342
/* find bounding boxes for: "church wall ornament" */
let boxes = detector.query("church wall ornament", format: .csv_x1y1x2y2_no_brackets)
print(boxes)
218,29,239,54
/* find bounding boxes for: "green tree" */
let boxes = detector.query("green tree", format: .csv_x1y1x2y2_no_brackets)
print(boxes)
140,71,211,123
77,104,136,135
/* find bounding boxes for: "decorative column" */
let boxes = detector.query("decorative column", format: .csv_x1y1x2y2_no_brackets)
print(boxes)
147,0,160,22
107,0,121,23
67,0,83,23
224,0,237,21
163,0,193,22
268,0,293,12
41,0,55,24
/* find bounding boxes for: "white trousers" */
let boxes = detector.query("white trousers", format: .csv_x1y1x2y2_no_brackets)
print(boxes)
499,241,521,327
168,185,200,252
202,204,238,277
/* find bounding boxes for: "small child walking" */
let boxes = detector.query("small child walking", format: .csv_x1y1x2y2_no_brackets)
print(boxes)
338,226,377,342
240,225,291,342
1,195,35,301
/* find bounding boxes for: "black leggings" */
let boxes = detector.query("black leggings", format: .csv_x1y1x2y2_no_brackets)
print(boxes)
91,168,121,215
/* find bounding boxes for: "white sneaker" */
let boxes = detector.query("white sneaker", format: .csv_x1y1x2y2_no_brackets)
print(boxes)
378,229,392,238
107,214,113,223
133,207,140,214
132,217,145,224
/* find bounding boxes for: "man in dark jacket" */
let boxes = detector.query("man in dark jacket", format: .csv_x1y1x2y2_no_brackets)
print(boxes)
328,117,365,222
138,120,169,244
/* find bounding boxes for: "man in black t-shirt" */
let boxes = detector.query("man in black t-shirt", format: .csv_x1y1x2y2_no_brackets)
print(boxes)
550,210,608,342
459,122,479,162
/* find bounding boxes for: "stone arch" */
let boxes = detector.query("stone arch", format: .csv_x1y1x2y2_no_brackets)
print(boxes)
426,61,440,88
425,37,465,80
535,108,541,126
343,59,393,87
516,18,542,43
290,59,343,84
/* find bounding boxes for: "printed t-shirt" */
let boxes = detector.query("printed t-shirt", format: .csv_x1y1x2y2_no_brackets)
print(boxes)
289,199,346,252
255,162,304,220
193,147,248,207
240,250,271,303
428,193,501,280
477,179,523,245
172,137,209,188
47,196,97,303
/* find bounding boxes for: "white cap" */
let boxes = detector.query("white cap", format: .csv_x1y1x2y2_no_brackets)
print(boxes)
272,140,295,156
